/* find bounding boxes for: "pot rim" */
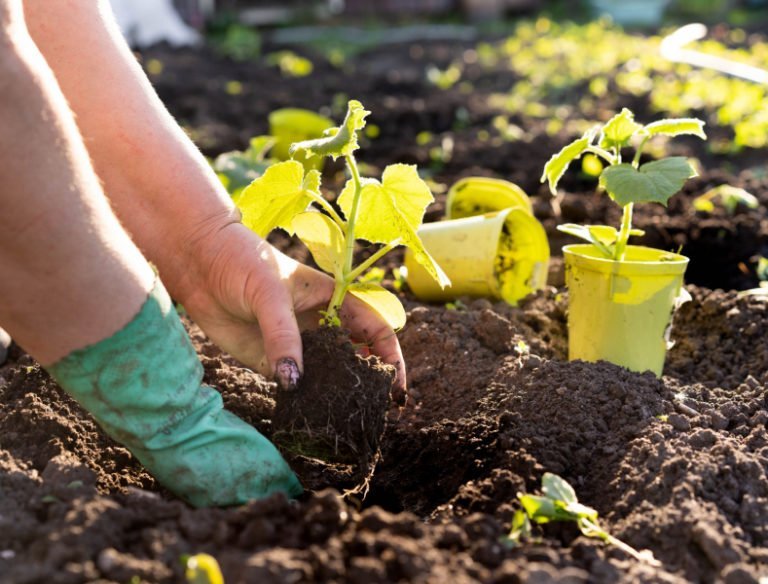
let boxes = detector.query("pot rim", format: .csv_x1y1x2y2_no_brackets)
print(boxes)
563,243,689,278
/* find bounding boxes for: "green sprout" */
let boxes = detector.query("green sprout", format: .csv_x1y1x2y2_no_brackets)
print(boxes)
266,51,314,78
543,108,706,261
693,185,758,215
426,63,462,90
508,473,660,565
237,100,450,330
212,23,261,62
184,553,224,584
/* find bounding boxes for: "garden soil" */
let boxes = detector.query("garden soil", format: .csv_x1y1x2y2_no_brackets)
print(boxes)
2,33,768,584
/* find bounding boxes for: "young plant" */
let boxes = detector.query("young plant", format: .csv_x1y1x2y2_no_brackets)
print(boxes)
184,553,224,584
542,108,706,261
213,136,276,199
693,184,758,215
237,100,450,330
508,473,660,565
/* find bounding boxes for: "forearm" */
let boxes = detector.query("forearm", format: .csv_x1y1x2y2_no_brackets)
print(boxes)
24,0,235,303
0,10,154,364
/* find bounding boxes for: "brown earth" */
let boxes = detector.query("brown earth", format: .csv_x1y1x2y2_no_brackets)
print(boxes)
2,287,767,583
1,27,768,584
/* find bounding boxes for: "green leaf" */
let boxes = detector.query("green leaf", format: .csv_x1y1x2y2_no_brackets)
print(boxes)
557,224,614,257
238,160,320,237
289,100,370,161
292,212,345,278
248,135,277,160
542,472,577,504
213,149,272,196
348,282,406,330
600,158,697,206
519,494,558,523
694,185,758,215
643,118,706,140
693,198,715,213
541,127,597,194
566,501,600,521
600,108,642,150
506,509,532,546
339,164,451,288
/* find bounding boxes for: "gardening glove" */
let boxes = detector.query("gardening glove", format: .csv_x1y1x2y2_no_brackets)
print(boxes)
45,278,303,507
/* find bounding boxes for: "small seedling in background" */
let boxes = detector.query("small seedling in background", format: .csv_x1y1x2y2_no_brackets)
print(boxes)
267,51,314,78
581,153,603,177
212,23,261,62
184,554,224,584
508,473,660,565
693,185,758,214
739,256,768,298
213,136,276,199
757,256,768,282
514,340,530,355
237,100,450,330
445,299,468,312
426,63,462,90
543,108,706,261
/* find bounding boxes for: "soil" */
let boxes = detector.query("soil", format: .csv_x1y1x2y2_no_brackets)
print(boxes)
2,26,768,584
272,327,395,493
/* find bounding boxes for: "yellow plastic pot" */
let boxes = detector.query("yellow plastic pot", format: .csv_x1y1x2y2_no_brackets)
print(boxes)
446,177,532,219
405,207,549,305
268,108,334,171
564,244,689,376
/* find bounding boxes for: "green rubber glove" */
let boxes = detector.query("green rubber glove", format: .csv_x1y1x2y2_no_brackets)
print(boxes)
45,279,302,507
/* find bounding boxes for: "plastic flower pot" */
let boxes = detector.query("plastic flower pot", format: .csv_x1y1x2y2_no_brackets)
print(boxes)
405,207,549,305
446,177,532,219
268,108,334,171
563,244,689,376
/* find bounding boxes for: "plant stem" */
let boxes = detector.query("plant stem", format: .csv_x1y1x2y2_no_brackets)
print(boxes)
586,146,617,165
308,191,347,234
324,154,364,323
344,154,364,274
346,242,398,283
632,136,649,168
614,202,634,261
580,519,658,565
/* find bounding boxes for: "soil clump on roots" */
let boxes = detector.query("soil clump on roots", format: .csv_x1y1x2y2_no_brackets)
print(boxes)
272,327,395,493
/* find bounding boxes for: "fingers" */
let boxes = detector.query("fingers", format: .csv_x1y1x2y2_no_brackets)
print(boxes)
339,295,407,393
246,244,304,390
248,266,303,390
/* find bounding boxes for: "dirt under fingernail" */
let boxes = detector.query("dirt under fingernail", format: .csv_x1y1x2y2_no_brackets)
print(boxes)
275,357,300,391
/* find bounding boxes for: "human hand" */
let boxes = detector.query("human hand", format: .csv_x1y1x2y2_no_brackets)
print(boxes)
177,217,406,392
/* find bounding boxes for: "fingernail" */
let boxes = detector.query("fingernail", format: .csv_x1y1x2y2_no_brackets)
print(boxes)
275,358,301,391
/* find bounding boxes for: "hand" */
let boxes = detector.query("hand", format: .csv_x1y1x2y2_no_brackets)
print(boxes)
177,218,406,392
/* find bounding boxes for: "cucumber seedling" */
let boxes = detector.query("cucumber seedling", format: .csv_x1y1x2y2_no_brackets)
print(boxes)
237,99,450,330
542,108,706,261
508,473,660,565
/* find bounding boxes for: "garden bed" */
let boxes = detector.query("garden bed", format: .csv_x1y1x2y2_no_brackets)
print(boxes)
1,21,767,584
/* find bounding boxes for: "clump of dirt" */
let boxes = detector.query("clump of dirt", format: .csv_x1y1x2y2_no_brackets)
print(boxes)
272,327,395,493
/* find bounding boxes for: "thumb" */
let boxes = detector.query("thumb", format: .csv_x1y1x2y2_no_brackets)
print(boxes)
250,280,303,391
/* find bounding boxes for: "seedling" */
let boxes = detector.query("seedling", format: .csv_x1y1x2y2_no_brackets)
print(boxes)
184,553,224,584
508,473,660,565
267,51,314,78
543,108,706,261
739,256,768,298
237,100,450,330
213,136,276,199
693,184,758,214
